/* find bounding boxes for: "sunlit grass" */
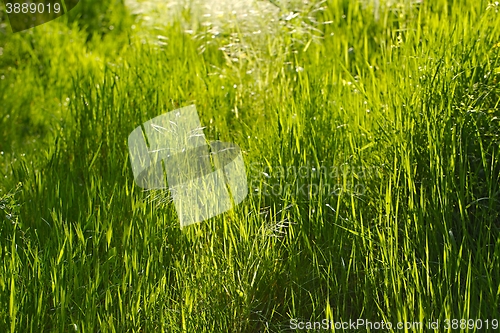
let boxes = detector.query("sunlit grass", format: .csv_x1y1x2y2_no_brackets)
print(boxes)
1,0,500,332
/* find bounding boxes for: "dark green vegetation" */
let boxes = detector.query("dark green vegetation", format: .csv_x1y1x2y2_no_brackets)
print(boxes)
1,0,500,331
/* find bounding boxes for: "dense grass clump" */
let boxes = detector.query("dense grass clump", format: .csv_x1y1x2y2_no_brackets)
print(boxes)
1,0,500,332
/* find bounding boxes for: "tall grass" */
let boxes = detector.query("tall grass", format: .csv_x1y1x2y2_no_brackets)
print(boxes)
1,0,500,332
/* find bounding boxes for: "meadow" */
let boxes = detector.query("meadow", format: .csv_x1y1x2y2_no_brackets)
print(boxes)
1,0,500,331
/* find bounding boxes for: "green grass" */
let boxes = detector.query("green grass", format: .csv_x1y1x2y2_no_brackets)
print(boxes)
1,0,500,331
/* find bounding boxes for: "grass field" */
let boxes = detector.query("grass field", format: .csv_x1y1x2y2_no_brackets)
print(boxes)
1,0,500,331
